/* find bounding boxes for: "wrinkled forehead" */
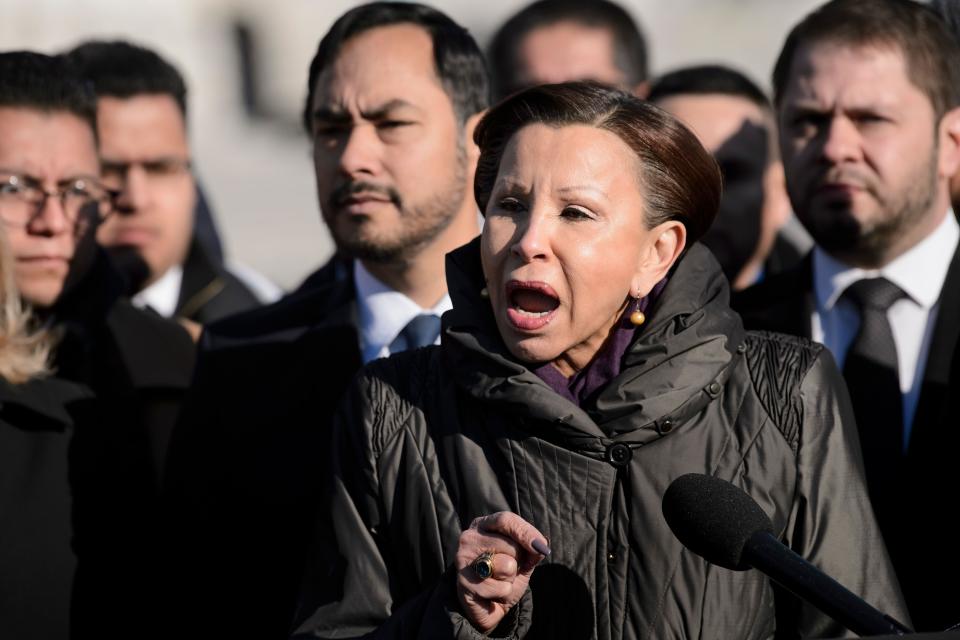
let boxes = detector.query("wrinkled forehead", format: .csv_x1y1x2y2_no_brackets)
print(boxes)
782,39,917,105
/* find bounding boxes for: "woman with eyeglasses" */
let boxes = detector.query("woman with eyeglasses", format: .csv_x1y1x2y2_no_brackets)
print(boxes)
294,82,909,639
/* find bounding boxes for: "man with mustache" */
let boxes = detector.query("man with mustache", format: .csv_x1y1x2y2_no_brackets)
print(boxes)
733,0,960,630
160,3,488,636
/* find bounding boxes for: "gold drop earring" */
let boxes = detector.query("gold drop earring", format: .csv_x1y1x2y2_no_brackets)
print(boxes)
629,295,645,326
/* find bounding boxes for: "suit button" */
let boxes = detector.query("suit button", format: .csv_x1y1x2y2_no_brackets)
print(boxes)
607,552,616,562
707,382,721,396
605,443,632,467
659,419,674,434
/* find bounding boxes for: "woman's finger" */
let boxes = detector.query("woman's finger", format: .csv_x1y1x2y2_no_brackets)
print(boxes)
457,528,523,563
473,512,551,564
461,573,514,603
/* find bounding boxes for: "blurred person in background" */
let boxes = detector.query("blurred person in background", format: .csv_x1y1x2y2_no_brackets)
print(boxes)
487,0,648,101
733,0,960,629
160,3,488,636
65,40,278,327
649,65,808,289
0,50,195,638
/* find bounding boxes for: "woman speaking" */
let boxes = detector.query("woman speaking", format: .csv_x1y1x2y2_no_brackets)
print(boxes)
294,82,907,639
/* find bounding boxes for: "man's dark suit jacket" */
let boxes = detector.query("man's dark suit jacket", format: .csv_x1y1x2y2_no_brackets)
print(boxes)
732,248,960,632
47,247,196,638
160,256,361,638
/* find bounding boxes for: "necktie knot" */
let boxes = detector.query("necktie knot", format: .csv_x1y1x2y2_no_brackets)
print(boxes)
390,313,441,353
842,277,907,312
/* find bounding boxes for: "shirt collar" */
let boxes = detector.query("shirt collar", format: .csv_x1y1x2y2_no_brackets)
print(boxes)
353,260,452,361
813,210,959,311
131,264,183,318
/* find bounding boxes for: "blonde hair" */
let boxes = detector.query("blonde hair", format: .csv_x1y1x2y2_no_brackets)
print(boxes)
0,228,53,383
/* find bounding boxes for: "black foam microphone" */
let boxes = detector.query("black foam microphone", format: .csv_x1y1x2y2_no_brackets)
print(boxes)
662,473,911,637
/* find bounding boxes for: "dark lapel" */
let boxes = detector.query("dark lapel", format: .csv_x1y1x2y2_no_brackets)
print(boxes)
201,256,361,374
177,237,224,319
731,252,815,339
906,242,960,457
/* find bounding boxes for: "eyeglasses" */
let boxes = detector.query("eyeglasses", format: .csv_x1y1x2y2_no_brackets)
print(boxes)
0,173,117,235
100,157,192,187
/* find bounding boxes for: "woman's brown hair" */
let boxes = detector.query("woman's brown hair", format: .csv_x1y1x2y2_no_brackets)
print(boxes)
473,81,721,245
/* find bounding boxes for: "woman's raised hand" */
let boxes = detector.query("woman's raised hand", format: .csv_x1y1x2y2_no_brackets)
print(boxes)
455,511,550,633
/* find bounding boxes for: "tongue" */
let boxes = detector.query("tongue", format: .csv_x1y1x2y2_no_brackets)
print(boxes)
512,289,559,313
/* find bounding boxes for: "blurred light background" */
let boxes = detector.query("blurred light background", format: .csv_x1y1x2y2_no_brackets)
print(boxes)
0,0,821,289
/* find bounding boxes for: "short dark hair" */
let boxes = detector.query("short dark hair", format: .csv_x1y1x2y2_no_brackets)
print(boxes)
648,65,770,111
931,0,960,43
772,0,960,120
65,40,188,117
473,82,720,245
488,0,648,100
0,51,97,134
303,1,489,132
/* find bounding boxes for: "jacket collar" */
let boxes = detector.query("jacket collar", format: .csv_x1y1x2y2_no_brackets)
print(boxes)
442,239,745,448
0,376,92,430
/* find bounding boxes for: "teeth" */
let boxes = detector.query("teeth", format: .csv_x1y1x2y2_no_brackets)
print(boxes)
514,308,551,317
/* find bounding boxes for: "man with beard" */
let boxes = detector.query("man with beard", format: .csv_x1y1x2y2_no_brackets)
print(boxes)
733,0,960,630
160,3,488,636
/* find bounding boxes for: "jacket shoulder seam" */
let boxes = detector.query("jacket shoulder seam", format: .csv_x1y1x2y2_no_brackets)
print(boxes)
743,331,823,452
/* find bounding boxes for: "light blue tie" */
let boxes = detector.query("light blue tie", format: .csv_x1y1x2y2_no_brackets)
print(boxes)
389,314,441,354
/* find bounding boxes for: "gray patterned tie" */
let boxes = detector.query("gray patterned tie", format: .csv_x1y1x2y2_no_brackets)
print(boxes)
841,277,907,530
389,314,441,354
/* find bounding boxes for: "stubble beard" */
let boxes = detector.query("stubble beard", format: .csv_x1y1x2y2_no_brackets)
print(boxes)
328,143,468,267
800,150,939,267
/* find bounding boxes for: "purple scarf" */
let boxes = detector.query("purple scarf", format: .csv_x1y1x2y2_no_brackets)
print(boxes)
534,279,667,407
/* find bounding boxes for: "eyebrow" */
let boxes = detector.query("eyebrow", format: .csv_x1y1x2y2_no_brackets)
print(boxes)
312,99,421,123
0,169,100,184
556,184,610,201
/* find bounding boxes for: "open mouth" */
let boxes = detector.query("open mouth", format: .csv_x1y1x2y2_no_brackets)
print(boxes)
505,280,560,330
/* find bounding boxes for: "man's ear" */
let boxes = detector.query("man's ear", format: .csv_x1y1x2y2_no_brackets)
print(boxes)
938,106,960,179
464,110,486,167
631,220,686,297
632,80,650,99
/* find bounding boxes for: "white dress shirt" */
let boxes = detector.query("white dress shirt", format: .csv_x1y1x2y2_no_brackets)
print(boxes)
131,265,183,318
811,211,959,446
354,261,452,364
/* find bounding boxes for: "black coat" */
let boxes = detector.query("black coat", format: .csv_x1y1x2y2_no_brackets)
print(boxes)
0,376,92,640
732,247,960,631
160,257,362,638
176,236,263,324
47,248,196,638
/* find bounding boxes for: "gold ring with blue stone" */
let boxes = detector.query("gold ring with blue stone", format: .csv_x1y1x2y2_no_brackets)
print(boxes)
473,551,495,580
